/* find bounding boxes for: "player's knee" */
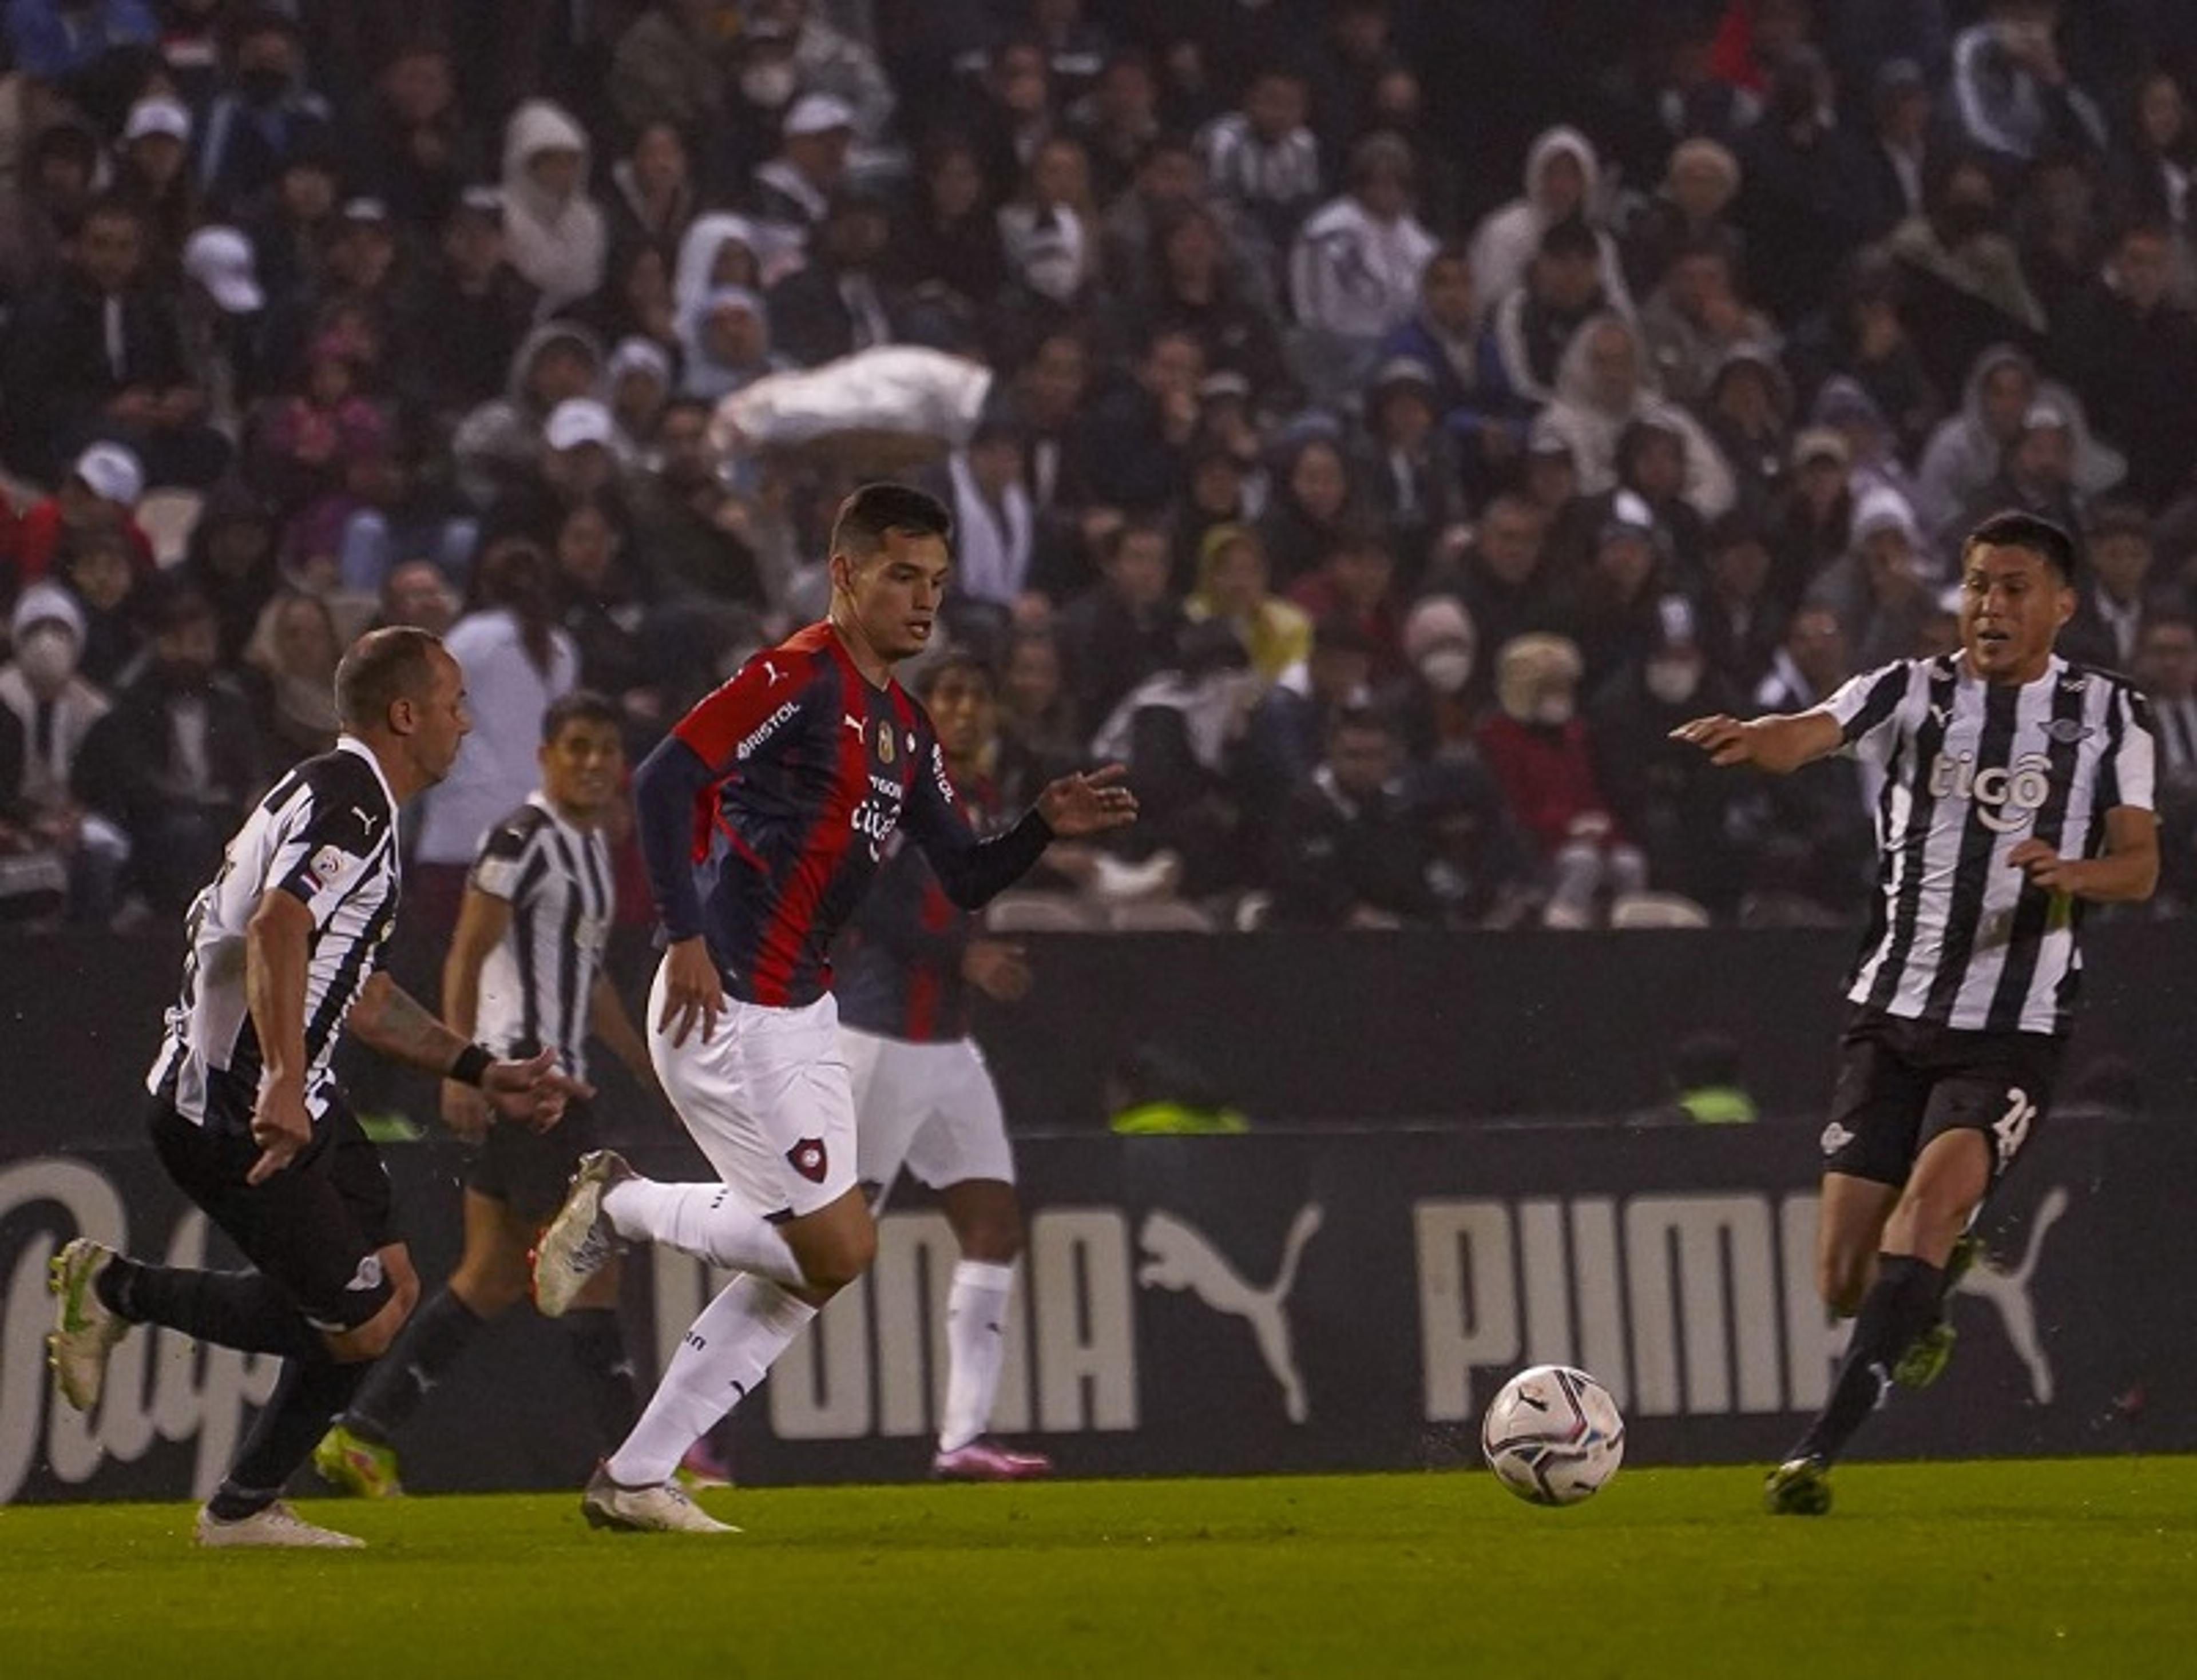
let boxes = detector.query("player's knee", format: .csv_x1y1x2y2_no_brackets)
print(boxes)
798,1225,878,1297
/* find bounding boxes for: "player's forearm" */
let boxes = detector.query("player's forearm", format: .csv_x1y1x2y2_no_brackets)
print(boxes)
244,907,312,1086
1746,713,1843,775
634,734,715,940
589,978,657,1086
440,948,485,1042
2063,848,2159,903
350,976,473,1075
926,809,1055,910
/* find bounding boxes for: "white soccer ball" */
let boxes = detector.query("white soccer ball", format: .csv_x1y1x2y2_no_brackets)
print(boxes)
1480,1364,1626,1506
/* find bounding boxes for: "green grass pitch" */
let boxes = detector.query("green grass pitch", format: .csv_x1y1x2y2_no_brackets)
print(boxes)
5,1460,2194,1678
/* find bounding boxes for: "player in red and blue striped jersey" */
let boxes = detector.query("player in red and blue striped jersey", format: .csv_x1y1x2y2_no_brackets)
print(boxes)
529,483,1136,1531
838,649,1051,1480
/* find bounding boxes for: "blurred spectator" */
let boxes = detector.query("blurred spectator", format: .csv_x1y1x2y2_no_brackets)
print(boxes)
2,441,153,593
1137,202,1291,414
752,92,855,251
179,223,270,429
1562,491,1675,688
1258,434,1355,590
1755,602,1851,714
241,589,341,760
1266,705,1434,930
1482,215,1615,411
1786,251,1941,463
1082,326,1203,513
679,285,780,399
376,558,460,637
997,132,1101,327
626,398,766,607
1733,48,1875,324
996,623,1081,779
753,0,895,143
608,1,736,148
5,0,156,85
116,93,199,260
1767,428,1855,610
1072,47,1161,205
2059,502,2158,671
196,7,333,216
1239,614,1375,826
1696,511,1784,694
2057,219,2197,511
1197,60,1322,284
344,37,478,232
562,239,681,367
2108,69,2197,243
1476,632,1645,930
2135,611,2197,776
2,194,229,487
1857,59,1937,237
1637,237,1778,410
1385,594,1477,765
411,534,579,925
767,188,909,366
1621,135,1746,300
1287,133,1435,402
607,335,675,451
1185,523,1310,688
1287,529,1402,684
1806,484,1937,668
605,120,699,261
1948,0,2105,170
0,120,101,301
57,523,147,689
1057,518,1181,733
938,412,1040,633
0,582,124,922
73,583,260,916
1537,313,1735,520
1888,150,2047,397
452,321,605,508
889,135,1008,340
239,131,341,306
1587,595,1747,914
1913,341,2036,534
499,98,607,312
1434,495,1560,702
1700,344,1794,516
175,479,280,664
1467,125,1631,320
1355,356,1463,591
551,494,656,714
1953,396,2091,547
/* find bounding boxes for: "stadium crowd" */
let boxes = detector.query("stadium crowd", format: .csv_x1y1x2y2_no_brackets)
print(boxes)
2,0,2196,938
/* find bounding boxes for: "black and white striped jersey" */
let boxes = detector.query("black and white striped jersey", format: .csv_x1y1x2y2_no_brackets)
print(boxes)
148,738,402,1128
468,794,614,1083
1815,654,2158,1037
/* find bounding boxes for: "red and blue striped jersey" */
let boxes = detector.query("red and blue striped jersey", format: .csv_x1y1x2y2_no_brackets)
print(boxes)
633,622,1050,1007
835,764,1005,1043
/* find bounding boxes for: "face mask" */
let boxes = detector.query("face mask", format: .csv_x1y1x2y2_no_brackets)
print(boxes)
238,65,290,106
1532,693,1574,727
16,626,79,690
741,64,797,109
1418,646,1473,695
1645,656,1701,706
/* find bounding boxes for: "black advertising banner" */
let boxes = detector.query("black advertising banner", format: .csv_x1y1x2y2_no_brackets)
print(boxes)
5,1115,2192,1504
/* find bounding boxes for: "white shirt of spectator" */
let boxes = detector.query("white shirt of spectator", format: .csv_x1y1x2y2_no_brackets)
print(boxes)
413,608,578,867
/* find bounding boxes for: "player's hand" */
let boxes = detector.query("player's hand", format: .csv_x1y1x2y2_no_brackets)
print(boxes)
962,939,1033,1003
247,1077,313,1185
1037,764,1139,837
482,1046,593,1134
659,936,725,1048
1668,714,1756,766
2008,838,2084,893
440,1079,493,1145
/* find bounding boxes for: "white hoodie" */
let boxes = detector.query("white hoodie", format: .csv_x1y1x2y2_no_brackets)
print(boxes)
500,99,606,313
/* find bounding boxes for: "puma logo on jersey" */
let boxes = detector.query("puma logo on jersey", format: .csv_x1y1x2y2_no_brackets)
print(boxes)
352,805,380,834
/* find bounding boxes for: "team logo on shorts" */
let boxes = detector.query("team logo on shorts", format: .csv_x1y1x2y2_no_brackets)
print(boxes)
787,1137,829,1182
875,721,895,764
1819,1121,1855,1158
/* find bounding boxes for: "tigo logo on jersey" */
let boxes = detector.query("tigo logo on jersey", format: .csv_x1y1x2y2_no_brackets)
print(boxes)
1927,751,2053,832
786,1138,828,1183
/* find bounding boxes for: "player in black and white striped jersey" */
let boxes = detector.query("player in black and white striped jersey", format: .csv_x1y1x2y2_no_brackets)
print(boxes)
316,692,661,1498
1675,510,2160,1515
45,628,586,1548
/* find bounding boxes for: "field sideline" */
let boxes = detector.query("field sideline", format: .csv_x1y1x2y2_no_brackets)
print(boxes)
4,1459,2193,1677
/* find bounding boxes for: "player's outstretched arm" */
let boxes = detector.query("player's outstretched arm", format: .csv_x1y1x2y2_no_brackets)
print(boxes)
2008,807,2160,903
348,973,593,1128
438,885,512,1142
1668,710,1843,775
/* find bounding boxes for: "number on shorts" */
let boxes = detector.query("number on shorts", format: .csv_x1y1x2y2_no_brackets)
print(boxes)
1991,1087,2037,1167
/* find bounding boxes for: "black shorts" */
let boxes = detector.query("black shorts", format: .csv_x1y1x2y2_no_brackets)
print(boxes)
462,1099,598,1223
1820,1007,2064,1190
149,1095,398,1333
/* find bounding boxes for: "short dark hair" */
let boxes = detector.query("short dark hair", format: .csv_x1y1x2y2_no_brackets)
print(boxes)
541,689,621,743
1962,509,2079,583
2083,499,2152,546
336,626,442,730
1538,215,1599,262
830,482,953,561
914,646,999,700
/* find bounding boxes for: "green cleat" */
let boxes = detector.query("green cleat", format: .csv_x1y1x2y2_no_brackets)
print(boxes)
47,1238,130,1412
1764,1455,1833,1516
314,1423,404,1498
1894,1233,1984,1390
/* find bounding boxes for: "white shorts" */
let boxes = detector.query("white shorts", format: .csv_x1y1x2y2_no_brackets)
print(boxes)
648,960,856,1220
843,1027,1016,1200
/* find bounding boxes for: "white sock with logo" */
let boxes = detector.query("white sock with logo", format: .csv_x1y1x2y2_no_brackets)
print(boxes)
602,1179,805,1288
938,1260,1016,1454
605,1274,816,1487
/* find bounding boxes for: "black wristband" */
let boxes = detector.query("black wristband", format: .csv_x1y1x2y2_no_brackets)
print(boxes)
449,1043,493,1087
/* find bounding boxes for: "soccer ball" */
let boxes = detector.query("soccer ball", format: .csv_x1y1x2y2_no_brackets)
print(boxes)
1481,1365,1625,1506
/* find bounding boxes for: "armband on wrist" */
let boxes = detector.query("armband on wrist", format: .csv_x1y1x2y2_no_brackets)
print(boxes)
449,1043,493,1087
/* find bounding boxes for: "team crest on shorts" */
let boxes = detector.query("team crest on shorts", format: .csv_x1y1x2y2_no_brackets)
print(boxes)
787,1137,829,1182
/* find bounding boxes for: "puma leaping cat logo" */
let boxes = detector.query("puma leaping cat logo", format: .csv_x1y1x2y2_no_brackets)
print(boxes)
1137,1205,1324,1421
1954,1186,2068,1404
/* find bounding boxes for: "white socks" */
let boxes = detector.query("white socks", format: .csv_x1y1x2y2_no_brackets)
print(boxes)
938,1260,1016,1454
602,1179,806,1288
605,1274,816,1487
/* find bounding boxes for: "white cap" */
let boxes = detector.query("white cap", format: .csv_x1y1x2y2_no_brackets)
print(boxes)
73,441,145,507
783,92,855,138
11,580,87,648
124,95,191,144
608,335,672,384
183,225,265,313
545,398,615,452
